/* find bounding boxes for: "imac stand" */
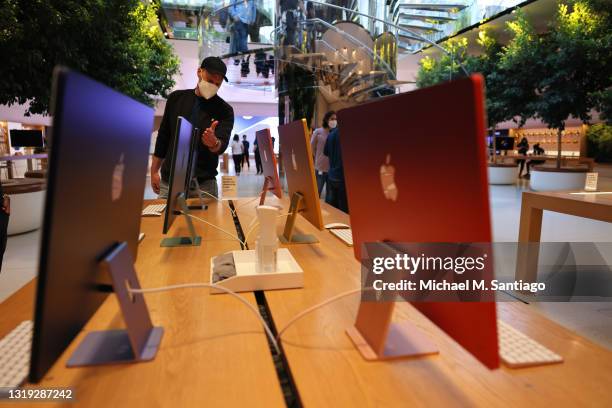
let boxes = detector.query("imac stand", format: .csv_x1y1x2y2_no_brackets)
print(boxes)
161,193,202,247
67,242,163,367
259,176,273,205
187,177,208,210
279,192,319,244
346,302,438,361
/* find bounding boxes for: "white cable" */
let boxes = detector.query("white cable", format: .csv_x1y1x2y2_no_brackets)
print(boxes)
244,220,260,246
198,190,237,216
234,196,260,212
276,288,366,342
182,212,246,246
129,283,280,355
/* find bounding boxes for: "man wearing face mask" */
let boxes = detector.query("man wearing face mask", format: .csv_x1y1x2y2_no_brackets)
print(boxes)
151,57,235,198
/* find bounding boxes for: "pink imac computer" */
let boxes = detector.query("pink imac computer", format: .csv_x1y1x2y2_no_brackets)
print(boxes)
338,75,500,369
256,128,282,205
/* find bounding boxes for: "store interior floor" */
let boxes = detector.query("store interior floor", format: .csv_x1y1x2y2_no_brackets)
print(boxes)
1,160,611,351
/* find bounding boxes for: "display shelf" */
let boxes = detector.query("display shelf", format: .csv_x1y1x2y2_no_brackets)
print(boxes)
509,125,587,157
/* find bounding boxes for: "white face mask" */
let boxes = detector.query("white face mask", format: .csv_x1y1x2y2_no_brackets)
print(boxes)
198,77,219,99
328,120,337,129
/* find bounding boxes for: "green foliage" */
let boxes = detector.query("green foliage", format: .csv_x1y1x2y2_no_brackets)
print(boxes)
532,0,611,131
472,29,522,128
415,38,476,88
415,0,612,138
0,0,180,115
279,64,316,126
586,123,612,162
496,10,541,127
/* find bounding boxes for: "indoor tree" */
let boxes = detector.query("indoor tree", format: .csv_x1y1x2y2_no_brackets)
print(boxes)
415,38,476,88
529,0,611,168
0,0,180,115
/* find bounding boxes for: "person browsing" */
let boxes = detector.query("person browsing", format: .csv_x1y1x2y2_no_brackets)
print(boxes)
151,56,235,198
231,134,244,175
311,110,336,198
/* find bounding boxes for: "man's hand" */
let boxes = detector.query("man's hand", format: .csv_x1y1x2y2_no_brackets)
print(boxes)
2,196,10,215
151,172,161,195
202,120,220,150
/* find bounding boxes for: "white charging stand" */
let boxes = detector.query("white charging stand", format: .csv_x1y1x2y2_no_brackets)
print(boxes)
209,249,303,294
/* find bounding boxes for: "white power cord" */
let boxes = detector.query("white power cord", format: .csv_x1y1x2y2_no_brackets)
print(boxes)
181,212,246,247
198,190,237,216
276,288,367,342
128,283,280,355
199,189,262,216
234,196,261,212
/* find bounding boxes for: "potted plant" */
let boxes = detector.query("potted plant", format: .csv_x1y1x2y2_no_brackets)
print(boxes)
527,1,611,190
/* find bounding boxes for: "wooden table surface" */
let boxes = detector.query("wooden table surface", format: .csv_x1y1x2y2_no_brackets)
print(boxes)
234,195,612,407
2,194,611,407
0,199,285,408
492,155,594,170
519,190,612,242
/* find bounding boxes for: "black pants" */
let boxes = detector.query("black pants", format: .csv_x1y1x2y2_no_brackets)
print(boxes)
242,153,250,168
517,159,526,175
232,154,242,174
254,149,263,173
316,172,328,198
0,212,8,273
327,179,349,214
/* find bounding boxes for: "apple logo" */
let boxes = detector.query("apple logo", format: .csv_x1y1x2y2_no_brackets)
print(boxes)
291,149,298,171
112,153,125,202
380,154,398,202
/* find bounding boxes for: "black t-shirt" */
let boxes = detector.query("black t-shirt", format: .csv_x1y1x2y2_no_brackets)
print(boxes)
242,140,249,153
154,89,234,182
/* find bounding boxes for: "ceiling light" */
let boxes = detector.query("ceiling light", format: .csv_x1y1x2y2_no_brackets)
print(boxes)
242,115,253,120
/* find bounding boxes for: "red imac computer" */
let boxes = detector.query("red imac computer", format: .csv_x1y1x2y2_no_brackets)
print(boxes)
255,128,282,205
277,119,324,244
338,75,500,369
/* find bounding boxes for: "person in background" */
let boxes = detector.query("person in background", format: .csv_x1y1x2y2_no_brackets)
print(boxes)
254,137,263,174
241,134,250,170
229,0,256,65
0,182,9,273
516,137,529,178
324,126,348,213
311,110,336,198
231,134,244,175
526,143,546,177
151,57,234,199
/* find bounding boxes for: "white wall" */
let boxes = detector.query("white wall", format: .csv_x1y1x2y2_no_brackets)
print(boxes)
0,104,51,126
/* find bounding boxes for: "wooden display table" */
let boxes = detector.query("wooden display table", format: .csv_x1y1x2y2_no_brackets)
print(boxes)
3,178,46,235
0,154,48,179
0,200,285,407
493,154,594,171
487,163,518,185
517,190,612,282
233,195,612,407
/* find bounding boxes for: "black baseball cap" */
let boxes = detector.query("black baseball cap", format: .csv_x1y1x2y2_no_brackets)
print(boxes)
201,57,228,82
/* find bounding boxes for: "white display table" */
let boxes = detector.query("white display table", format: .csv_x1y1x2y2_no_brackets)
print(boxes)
3,178,46,235
530,166,588,191
488,163,518,185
